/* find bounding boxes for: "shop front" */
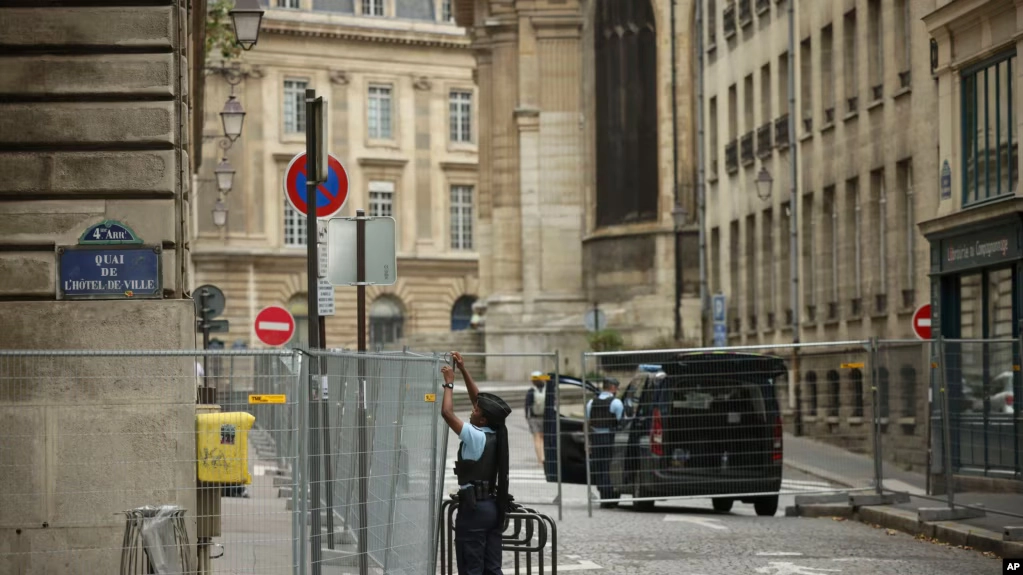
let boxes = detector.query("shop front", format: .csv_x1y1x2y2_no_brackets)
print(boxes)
924,212,1022,478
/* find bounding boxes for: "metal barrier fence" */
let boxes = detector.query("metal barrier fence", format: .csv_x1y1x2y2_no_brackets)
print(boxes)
0,348,447,575
570,339,1022,522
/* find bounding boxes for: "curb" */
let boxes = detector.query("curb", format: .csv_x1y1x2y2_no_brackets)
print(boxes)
783,460,859,490
788,503,1022,558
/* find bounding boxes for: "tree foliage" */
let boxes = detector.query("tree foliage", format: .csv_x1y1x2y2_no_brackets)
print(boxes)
586,329,624,353
206,0,242,63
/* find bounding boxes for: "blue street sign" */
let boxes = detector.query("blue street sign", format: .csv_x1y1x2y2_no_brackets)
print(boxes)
712,294,727,324
58,246,162,300
78,219,143,245
713,323,728,347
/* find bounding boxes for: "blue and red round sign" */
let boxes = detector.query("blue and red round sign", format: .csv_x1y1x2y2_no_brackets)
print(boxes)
284,152,350,219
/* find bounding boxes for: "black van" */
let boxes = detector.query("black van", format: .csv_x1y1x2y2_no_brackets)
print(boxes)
543,351,786,516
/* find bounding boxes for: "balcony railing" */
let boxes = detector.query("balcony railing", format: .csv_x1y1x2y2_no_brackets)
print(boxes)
755,0,770,14
738,0,752,26
725,140,738,173
723,3,737,38
756,123,773,158
775,115,789,148
740,132,754,166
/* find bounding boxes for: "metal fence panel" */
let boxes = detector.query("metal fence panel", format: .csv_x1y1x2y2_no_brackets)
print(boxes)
0,349,301,575
578,342,875,516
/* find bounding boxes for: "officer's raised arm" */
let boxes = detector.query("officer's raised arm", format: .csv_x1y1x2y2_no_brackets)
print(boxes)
440,365,463,434
451,351,480,406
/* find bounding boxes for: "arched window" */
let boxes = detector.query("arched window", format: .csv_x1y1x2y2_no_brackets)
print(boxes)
370,296,405,347
900,365,917,418
827,370,841,417
805,371,818,417
594,0,659,227
851,369,864,417
450,295,477,331
287,293,309,348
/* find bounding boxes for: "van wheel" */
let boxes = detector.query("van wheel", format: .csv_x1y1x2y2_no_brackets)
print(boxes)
753,495,779,517
712,498,733,513
632,484,655,512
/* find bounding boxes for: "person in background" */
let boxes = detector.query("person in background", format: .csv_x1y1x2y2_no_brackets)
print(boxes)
586,377,624,508
524,371,549,466
441,351,512,575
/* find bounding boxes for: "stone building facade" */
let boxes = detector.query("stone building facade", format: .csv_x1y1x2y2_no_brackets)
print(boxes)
0,2,202,572
192,0,481,351
701,0,943,469
453,0,702,380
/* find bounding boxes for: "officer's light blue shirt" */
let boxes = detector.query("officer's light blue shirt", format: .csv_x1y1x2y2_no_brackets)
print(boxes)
585,392,624,432
458,424,494,489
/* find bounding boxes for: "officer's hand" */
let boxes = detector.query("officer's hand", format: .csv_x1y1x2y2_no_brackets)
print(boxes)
441,365,455,385
451,352,465,370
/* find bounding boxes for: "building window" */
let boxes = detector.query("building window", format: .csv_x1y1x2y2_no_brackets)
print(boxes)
868,0,883,99
870,169,887,311
368,84,393,140
284,79,308,134
895,0,911,84
799,37,812,132
827,370,841,417
709,96,718,175
843,10,858,110
762,208,774,323
962,50,1017,206
845,178,861,313
823,186,838,315
900,365,917,418
778,51,789,116
728,220,740,332
745,215,757,329
710,226,721,293
851,368,864,417
594,0,658,227
449,90,473,143
363,0,384,16
805,371,818,417
896,159,915,306
369,181,394,218
370,296,404,347
878,367,890,420
780,202,792,317
450,185,474,250
284,196,307,247
441,0,453,21
277,0,300,8
451,295,476,331
760,64,772,128
802,194,815,318
821,25,834,117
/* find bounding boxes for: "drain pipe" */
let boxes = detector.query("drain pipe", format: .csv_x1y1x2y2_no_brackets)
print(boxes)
671,0,683,341
695,0,709,344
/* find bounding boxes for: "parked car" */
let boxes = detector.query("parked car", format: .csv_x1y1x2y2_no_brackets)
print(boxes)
542,351,786,516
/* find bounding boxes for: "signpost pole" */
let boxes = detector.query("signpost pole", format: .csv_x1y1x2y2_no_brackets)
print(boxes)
356,209,369,575
304,88,323,575
319,316,335,549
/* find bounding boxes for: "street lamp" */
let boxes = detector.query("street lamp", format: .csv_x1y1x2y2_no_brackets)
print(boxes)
229,0,264,51
220,94,246,141
212,198,229,228
671,203,688,230
214,157,235,193
755,166,774,201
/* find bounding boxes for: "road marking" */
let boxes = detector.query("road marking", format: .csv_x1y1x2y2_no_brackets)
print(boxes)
663,516,728,530
755,563,841,574
258,321,291,331
757,552,804,557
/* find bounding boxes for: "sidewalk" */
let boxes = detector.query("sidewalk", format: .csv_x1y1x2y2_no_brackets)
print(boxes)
783,432,1023,555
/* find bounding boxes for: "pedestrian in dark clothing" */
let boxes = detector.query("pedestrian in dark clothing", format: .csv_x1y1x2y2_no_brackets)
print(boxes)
524,371,548,466
441,351,512,575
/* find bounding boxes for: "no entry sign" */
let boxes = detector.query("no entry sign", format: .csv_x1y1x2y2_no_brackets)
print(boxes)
284,152,350,219
255,306,295,347
912,304,932,340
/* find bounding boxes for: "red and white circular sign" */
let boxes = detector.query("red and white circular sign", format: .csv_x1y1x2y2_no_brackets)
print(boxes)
254,306,295,347
912,304,932,340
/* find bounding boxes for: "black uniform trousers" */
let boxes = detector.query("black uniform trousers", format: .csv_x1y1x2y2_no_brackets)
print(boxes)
455,496,503,575
590,430,614,499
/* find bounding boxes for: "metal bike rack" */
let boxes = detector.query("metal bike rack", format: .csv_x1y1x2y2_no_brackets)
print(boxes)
438,495,558,575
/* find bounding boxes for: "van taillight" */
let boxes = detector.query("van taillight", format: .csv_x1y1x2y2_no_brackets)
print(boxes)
1007,394,1014,407
772,416,783,462
651,408,664,456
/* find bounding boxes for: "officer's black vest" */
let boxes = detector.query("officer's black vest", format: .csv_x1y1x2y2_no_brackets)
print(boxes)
453,428,498,486
590,395,617,430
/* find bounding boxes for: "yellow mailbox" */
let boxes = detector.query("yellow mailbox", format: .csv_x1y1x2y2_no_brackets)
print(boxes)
196,412,255,485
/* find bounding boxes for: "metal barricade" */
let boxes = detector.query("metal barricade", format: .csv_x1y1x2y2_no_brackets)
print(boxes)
438,495,558,575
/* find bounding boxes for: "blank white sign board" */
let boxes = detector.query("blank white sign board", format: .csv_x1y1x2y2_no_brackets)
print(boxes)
326,216,397,286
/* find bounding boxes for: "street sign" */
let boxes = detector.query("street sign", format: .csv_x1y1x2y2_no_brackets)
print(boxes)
712,294,727,324
78,219,143,245
713,323,727,347
912,303,932,340
57,245,162,300
255,306,296,347
318,277,335,316
193,284,225,318
326,216,397,286
284,152,350,219
584,308,607,332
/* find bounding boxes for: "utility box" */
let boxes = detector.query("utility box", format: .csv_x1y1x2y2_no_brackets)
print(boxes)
196,411,255,485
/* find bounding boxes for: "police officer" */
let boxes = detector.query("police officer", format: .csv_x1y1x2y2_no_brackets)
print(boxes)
586,377,624,508
441,351,512,575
